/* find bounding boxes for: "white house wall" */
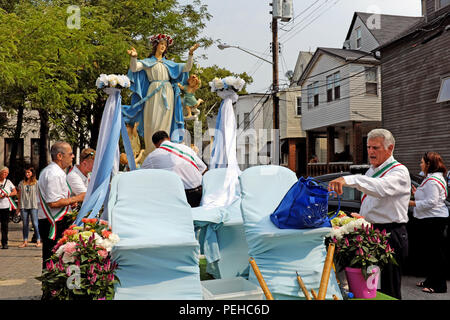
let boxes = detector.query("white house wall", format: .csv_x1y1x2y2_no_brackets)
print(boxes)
349,63,382,123
348,15,380,52
279,88,306,140
301,54,352,131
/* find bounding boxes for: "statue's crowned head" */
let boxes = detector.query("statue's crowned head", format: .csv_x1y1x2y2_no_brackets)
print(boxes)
148,34,173,57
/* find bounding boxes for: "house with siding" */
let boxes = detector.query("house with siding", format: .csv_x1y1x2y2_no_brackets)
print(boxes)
377,0,450,174
295,11,422,176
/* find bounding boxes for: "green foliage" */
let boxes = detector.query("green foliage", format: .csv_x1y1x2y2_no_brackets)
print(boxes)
331,224,398,280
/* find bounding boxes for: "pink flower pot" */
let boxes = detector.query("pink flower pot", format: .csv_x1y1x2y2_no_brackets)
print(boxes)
344,267,379,299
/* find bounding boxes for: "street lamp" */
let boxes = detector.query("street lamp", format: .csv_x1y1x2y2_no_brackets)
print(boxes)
217,44,273,65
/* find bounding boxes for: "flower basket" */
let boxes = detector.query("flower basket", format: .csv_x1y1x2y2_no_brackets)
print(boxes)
327,212,397,298
36,218,120,300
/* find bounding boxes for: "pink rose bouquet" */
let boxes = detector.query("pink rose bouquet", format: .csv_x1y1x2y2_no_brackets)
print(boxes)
36,218,120,300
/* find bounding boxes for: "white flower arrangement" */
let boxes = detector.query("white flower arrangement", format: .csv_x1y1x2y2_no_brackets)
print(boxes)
329,212,371,240
96,74,130,89
209,76,245,92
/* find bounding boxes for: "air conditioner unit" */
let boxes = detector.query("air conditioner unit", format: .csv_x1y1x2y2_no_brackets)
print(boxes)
281,0,293,22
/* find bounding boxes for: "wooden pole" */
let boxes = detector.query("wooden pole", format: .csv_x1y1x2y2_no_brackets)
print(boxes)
310,288,318,300
296,271,312,300
249,257,274,300
317,243,336,300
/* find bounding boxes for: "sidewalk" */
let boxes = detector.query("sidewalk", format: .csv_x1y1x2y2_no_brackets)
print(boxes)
0,222,42,300
1,221,450,300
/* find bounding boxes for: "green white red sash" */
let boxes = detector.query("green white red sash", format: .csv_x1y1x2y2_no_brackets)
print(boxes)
38,187,70,240
361,160,404,203
159,142,200,171
420,175,448,198
0,184,17,211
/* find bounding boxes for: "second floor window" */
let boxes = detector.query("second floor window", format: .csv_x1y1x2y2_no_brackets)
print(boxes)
307,84,313,109
365,67,378,95
313,81,319,107
334,72,341,99
296,96,302,115
326,72,341,101
356,27,362,48
437,0,450,10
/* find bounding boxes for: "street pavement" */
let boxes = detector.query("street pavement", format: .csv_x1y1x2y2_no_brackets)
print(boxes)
1,222,450,300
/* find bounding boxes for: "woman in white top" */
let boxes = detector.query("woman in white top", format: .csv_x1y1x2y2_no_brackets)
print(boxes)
17,167,41,248
410,152,449,293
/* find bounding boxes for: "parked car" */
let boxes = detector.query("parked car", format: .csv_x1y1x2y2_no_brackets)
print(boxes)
313,171,450,277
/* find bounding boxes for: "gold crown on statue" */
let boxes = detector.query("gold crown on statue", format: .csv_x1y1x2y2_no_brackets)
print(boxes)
148,34,174,46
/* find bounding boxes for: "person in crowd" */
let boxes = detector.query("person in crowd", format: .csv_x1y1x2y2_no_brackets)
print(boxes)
328,128,410,299
66,148,95,201
141,130,207,207
38,142,84,267
309,155,318,163
0,166,17,249
16,166,41,248
409,152,449,294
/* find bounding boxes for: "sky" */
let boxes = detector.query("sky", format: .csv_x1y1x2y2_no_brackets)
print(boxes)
193,0,422,93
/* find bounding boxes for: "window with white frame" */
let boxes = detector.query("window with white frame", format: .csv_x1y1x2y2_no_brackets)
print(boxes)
313,81,319,107
296,96,302,115
356,27,362,49
307,83,313,109
326,75,334,102
437,76,450,103
436,0,450,10
334,72,341,100
244,112,250,130
365,67,378,95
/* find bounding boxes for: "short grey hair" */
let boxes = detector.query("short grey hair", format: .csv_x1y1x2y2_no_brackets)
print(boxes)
50,141,70,161
367,128,395,149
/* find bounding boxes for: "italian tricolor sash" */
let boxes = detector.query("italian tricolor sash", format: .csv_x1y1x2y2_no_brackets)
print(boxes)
160,143,200,171
420,175,448,198
0,184,17,211
361,160,404,203
38,187,70,240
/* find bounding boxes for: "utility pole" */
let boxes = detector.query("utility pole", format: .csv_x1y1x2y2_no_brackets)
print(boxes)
272,17,280,131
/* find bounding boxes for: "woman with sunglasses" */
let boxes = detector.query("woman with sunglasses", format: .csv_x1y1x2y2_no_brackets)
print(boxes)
409,152,449,294
17,166,41,248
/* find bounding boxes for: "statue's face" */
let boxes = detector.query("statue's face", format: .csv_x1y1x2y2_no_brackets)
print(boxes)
188,75,199,87
156,40,167,55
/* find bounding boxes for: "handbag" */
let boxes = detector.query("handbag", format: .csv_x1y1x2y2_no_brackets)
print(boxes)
270,176,340,229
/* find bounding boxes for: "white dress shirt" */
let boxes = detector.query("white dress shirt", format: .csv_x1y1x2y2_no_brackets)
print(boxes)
343,156,411,224
141,140,207,189
413,172,449,219
38,162,71,220
66,165,89,196
0,179,15,209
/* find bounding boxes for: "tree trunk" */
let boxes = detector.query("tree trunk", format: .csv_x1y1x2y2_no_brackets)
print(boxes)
8,103,24,184
38,108,50,173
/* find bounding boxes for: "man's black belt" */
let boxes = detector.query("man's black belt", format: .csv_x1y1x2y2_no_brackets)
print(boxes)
185,185,202,194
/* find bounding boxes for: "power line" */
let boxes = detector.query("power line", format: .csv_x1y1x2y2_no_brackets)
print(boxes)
280,0,342,45
280,0,323,31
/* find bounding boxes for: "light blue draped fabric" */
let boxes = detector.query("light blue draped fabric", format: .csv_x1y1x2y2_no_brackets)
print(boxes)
74,88,135,225
108,169,202,300
239,165,342,300
192,168,249,279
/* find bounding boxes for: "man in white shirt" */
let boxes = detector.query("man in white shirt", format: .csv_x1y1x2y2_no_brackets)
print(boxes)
328,128,410,300
66,148,95,201
0,167,17,249
141,131,207,207
38,141,84,268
